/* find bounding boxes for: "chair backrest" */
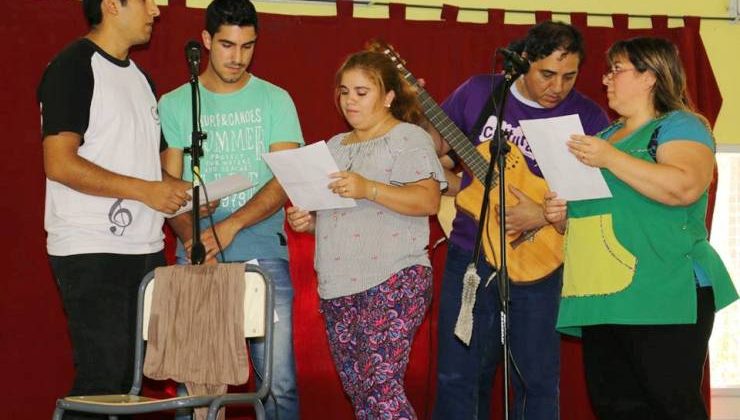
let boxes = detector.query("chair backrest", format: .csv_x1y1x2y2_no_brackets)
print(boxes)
130,263,274,397
142,268,266,340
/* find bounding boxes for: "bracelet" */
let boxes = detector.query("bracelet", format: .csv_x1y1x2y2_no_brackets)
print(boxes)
370,182,378,201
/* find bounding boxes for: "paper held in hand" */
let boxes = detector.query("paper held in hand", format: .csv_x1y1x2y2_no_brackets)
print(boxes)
262,141,356,211
519,114,612,201
168,174,253,217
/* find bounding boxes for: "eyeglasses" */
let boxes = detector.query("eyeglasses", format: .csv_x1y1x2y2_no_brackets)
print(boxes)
602,67,638,81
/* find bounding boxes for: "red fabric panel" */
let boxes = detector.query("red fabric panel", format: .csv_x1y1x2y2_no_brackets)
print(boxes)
570,12,588,30
488,8,505,24
389,3,407,20
441,4,459,22
336,0,353,18
535,11,553,23
0,1,721,418
652,15,669,29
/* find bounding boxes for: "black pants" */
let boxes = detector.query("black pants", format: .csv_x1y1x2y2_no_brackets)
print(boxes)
50,252,166,420
582,287,715,420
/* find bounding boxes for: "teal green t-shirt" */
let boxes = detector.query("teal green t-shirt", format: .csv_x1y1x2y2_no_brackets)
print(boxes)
159,75,304,261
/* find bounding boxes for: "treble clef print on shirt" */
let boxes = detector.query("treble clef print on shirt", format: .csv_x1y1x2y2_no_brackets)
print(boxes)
108,198,133,236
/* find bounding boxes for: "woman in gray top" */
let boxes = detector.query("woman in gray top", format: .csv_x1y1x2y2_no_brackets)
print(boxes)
287,50,446,419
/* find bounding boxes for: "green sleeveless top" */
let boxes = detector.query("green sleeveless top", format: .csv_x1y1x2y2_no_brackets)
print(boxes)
557,115,737,335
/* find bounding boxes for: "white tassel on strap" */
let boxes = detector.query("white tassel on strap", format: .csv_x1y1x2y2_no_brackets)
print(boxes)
454,263,481,345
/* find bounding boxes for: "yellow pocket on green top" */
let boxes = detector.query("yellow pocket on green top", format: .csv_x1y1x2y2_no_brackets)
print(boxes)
563,214,637,297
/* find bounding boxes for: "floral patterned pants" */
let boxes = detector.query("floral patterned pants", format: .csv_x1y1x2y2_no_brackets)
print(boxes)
321,265,433,420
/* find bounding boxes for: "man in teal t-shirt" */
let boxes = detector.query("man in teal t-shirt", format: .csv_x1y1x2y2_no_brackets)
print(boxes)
159,1,303,419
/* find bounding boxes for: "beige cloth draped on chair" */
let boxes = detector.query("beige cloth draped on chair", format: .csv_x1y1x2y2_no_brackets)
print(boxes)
144,263,248,420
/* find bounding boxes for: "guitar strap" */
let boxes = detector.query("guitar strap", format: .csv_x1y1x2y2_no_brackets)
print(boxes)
468,77,507,144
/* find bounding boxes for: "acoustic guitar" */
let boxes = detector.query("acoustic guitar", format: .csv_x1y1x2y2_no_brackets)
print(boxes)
379,45,563,283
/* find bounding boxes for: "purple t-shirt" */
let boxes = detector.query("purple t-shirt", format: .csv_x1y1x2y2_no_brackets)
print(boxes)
442,74,609,251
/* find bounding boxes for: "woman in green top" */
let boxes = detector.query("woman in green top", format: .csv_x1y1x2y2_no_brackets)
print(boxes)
544,37,737,419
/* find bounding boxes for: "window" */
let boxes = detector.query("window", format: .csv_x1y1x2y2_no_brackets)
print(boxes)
709,148,740,419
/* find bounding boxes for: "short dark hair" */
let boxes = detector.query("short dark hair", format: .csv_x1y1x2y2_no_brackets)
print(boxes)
205,0,259,36
511,21,585,64
82,0,128,26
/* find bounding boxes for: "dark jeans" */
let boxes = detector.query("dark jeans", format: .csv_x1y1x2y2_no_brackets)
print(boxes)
582,287,715,420
50,251,166,420
434,243,562,420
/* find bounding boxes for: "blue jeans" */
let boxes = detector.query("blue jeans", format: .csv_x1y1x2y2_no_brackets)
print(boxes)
175,258,299,420
433,244,562,420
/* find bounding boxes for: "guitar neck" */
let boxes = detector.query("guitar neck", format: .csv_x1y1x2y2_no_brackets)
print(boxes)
415,88,490,184
385,48,492,185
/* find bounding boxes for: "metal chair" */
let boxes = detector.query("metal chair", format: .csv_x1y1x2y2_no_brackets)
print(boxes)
52,263,274,420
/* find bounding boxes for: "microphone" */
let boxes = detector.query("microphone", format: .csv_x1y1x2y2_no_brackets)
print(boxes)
497,48,530,74
185,40,201,78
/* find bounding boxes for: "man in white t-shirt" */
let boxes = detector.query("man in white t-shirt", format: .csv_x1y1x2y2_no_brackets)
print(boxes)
37,1,189,415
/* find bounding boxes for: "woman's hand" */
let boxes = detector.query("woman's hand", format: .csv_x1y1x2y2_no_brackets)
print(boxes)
286,206,315,233
543,191,567,234
568,134,618,168
570,133,714,206
328,171,373,200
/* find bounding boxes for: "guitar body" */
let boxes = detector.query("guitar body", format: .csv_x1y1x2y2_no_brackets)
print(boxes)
437,195,456,238
375,42,563,283
456,144,564,283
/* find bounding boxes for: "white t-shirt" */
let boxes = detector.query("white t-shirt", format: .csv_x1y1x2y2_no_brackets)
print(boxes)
38,39,164,256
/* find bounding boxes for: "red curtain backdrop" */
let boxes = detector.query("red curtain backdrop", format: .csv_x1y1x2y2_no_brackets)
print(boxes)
0,1,721,419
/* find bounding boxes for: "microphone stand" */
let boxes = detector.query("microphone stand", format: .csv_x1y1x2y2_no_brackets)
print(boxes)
468,64,518,420
493,71,514,420
184,60,207,265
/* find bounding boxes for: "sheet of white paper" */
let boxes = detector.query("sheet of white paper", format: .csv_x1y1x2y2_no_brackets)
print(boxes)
262,141,356,211
519,114,612,201
168,174,253,217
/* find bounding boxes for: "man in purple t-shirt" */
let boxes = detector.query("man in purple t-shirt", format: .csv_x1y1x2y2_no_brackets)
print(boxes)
433,21,609,420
